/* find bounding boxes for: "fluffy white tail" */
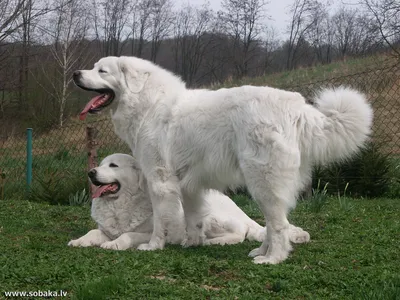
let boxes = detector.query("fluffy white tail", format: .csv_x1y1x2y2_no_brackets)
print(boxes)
308,86,373,165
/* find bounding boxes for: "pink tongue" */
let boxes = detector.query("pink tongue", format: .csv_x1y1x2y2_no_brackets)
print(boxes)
79,94,107,120
92,183,116,198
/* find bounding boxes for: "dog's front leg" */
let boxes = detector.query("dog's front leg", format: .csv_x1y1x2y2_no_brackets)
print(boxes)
181,190,206,247
137,171,182,251
101,232,152,250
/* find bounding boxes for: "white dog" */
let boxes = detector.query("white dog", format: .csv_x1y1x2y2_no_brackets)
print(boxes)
73,56,372,264
68,153,310,250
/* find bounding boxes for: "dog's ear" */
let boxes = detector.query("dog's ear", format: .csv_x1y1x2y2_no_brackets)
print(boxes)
118,57,150,94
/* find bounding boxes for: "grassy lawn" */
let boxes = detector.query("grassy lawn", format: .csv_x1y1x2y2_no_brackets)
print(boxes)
0,196,399,299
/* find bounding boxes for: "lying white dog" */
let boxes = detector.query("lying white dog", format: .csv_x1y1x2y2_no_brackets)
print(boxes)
68,153,310,250
73,56,372,264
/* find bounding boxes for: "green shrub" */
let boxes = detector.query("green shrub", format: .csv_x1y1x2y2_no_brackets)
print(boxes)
29,169,87,205
386,157,400,198
313,141,391,198
305,180,329,213
54,146,70,161
338,183,354,211
69,188,90,206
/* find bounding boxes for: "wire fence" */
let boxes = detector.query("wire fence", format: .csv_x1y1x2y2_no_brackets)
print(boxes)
1,60,399,200
0,118,130,200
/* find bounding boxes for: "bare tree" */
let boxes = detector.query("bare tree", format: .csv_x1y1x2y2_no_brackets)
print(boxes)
173,4,214,86
306,2,333,64
199,36,231,84
0,0,51,104
136,0,152,57
362,0,400,55
38,0,91,126
196,15,233,85
352,14,380,55
126,0,139,55
286,0,321,70
93,0,132,56
332,6,357,59
331,6,379,59
323,15,335,63
0,0,26,103
262,26,279,72
19,0,33,103
219,0,267,77
149,0,173,62
0,0,26,43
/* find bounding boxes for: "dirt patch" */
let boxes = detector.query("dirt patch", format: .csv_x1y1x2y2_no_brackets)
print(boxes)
149,274,177,283
201,284,222,291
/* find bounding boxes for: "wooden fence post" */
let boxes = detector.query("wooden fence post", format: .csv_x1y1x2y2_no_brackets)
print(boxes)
86,126,98,198
0,169,5,200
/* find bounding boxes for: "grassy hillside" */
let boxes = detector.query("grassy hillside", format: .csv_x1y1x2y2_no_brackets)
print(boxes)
215,53,397,89
0,196,399,299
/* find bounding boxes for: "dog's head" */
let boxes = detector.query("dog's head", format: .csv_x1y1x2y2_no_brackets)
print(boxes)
88,153,143,199
73,56,153,120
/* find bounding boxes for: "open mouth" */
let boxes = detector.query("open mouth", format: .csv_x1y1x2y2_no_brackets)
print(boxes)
91,180,121,198
78,87,115,120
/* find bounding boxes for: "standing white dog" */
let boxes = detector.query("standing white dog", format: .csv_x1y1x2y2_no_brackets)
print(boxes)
68,153,310,250
73,56,372,264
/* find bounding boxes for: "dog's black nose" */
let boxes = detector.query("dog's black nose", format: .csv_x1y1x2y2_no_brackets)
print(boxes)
88,169,96,179
73,70,81,80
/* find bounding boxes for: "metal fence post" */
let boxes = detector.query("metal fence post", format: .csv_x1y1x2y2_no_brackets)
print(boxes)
26,128,33,196
86,126,98,198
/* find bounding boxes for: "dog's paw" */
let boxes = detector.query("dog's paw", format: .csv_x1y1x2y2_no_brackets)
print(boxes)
204,236,242,246
203,239,227,246
181,237,199,247
68,239,92,247
248,247,267,258
181,232,204,248
100,241,128,251
253,255,283,265
67,239,78,247
137,243,161,251
290,231,310,244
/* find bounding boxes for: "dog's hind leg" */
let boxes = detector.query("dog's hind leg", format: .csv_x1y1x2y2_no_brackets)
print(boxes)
240,138,301,264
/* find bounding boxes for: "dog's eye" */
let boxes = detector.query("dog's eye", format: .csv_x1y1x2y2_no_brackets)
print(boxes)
109,163,118,168
99,69,107,73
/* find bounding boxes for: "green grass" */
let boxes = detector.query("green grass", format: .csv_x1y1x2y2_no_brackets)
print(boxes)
0,197,399,299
